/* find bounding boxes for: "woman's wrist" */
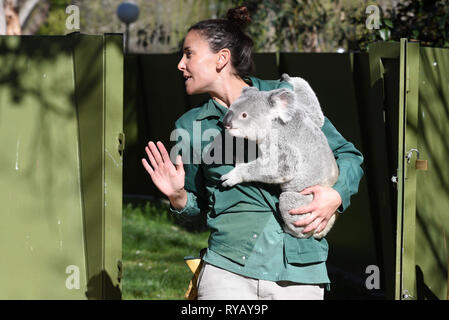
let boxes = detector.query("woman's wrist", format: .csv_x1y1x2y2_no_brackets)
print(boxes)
168,188,187,210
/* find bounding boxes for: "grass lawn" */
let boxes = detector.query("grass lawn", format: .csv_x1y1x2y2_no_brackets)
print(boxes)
122,201,209,300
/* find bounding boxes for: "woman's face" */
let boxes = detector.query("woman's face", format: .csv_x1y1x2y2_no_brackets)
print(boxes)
178,30,220,95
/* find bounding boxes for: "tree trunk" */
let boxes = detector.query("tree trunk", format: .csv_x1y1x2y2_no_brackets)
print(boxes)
21,0,50,35
0,0,6,35
19,0,40,28
5,0,21,35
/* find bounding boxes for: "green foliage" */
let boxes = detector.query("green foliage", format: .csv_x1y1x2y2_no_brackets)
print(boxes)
36,0,72,35
227,0,449,52
230,0,328,52
122,202,209,299
350,0,449,50
389,0,449,48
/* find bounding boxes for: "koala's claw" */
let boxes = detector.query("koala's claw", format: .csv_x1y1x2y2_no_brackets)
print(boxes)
221,171,242,187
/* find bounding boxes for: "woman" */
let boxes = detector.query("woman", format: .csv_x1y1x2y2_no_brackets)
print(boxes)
142,6,364,300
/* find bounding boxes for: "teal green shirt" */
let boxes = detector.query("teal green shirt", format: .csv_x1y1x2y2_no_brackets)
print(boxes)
170,76,364,285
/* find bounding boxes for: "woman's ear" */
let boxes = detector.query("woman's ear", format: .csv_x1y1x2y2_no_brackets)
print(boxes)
216,48,231,70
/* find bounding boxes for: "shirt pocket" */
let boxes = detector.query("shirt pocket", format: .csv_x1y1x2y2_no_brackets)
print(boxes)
284,233,328,265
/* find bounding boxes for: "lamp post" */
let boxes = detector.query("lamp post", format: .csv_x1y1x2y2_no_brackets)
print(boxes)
117,1,140,53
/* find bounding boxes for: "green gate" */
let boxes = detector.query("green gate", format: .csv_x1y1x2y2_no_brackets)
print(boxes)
0,33,123,299
367,39,449,300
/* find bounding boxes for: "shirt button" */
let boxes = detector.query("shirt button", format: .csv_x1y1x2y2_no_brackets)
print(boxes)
253,234,258,239
242,256,246,260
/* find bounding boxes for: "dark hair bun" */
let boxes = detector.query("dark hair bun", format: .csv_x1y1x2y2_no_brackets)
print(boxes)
227,6,251,29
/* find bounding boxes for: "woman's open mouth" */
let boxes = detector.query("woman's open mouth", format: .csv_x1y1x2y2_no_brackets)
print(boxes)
184,75,192,83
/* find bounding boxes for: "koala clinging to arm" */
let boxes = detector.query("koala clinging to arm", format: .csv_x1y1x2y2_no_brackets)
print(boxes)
220,75,339,239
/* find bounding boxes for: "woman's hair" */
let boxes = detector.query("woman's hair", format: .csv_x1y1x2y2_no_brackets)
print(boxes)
188,6,254,78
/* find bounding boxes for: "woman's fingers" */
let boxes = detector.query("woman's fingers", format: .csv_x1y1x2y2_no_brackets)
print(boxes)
145,145,158,170
141,158,154,176
157,141,172,164
144,141,180,176
148,141,164,165
293,213,316,228
314,221,326,234
302,217,323,234
175,154,184,174
289,203,314,215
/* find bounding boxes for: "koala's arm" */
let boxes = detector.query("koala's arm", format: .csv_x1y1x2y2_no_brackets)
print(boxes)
322,117,364,213
221,143,296,187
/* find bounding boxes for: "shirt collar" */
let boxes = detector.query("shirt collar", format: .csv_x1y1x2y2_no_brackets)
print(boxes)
195,76,259,121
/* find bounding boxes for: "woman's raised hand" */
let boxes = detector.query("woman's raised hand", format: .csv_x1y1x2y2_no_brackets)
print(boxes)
141,141,186,208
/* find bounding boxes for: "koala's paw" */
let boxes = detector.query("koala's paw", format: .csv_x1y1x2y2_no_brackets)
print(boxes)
220,170,243,187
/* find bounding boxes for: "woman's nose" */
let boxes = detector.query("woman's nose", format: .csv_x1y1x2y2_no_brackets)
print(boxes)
177,56,186,72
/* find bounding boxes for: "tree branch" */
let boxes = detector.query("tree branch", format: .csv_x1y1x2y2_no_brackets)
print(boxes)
19,0,40,28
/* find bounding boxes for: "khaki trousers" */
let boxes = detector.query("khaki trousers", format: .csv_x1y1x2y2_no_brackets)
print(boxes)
197,262,324,300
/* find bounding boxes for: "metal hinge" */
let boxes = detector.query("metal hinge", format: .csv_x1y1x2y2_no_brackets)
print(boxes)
117,260,123,283
118,132,125,157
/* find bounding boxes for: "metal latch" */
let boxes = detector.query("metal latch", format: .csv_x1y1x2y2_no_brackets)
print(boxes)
405,148,428,171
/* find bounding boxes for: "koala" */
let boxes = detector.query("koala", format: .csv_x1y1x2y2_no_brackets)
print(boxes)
220,74,339,239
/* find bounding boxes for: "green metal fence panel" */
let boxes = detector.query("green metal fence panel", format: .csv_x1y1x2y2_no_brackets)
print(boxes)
415,46,449,300
103,33,124,299
0,33,123,299
353,49,398,299
368,39,448,300
397,39,420,301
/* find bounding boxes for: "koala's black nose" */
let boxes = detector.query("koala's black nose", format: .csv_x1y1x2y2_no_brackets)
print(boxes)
223,110,233,129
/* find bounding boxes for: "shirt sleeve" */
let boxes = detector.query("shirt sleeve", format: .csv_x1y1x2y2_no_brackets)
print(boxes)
169,187,203,216
321,117,364,213
168,118,209,217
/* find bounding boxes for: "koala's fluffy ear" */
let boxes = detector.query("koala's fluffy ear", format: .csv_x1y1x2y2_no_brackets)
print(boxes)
268,88,296,123
280,73,291,82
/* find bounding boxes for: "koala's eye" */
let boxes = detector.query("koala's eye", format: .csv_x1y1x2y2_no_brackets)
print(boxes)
241,112,248,119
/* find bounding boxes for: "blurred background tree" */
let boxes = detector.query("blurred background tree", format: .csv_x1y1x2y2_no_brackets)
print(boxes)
1,0,448,52
36,0,71,35
0,0,52,35
347,0,449,50
72,0,233,53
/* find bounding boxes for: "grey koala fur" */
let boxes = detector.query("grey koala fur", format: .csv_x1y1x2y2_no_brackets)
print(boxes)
220,73,339,239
